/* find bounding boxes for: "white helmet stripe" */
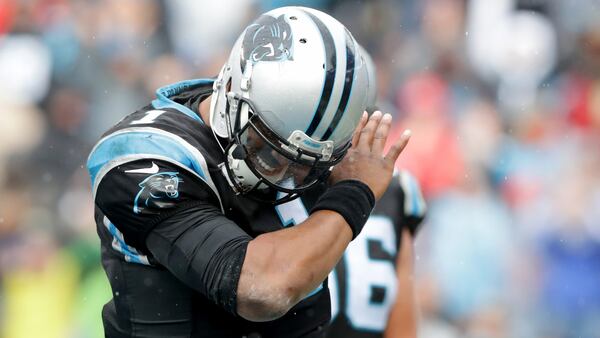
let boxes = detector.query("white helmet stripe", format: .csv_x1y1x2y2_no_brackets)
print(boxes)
321,29,356,140
302,9,337,137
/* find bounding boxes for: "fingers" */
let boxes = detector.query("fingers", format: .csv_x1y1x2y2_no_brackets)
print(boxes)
384,129,411,164
372,113,392,155
351,112,368,148
358,110,383,151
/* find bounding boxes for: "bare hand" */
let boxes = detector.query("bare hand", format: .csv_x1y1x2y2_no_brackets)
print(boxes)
330,111,411,200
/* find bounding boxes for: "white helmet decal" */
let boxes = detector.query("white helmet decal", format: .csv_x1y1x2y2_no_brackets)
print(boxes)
241,14,294,68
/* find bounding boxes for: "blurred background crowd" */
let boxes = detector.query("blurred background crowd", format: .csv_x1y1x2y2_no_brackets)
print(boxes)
1,0,599,337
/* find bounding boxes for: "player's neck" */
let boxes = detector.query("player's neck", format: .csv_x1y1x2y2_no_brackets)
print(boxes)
199,94,212,127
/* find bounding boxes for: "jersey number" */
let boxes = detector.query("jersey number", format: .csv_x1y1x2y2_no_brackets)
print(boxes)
275,193,308,227
330,216,398,331
131,110,166,125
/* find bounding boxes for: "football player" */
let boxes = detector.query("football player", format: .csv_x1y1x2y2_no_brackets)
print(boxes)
87,7,411,338
327,171,426,338
327,49,426,338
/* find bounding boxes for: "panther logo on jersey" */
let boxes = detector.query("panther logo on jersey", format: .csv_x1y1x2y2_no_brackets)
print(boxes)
241,14,293,71
133,172,182,214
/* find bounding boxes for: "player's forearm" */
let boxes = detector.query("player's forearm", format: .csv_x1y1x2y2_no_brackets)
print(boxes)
236,210,352,321
385,229,418,338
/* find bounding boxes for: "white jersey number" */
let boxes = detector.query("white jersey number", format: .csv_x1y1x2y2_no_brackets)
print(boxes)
275,194,309,227
130,110,166,125
330,215,398,331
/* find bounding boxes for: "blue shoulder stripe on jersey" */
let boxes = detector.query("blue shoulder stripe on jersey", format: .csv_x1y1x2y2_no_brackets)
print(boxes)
151,78,214,122
87,129,207,188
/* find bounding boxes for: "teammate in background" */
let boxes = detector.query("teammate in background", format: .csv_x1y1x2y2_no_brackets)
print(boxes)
87,7,410,338
327,171,425,338
326,49,426,338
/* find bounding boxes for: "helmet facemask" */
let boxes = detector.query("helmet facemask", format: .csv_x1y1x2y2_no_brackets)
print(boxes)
222,93,349,204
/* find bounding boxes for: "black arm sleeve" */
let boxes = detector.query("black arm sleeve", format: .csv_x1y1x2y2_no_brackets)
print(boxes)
146,203,251,315
95,159,252,315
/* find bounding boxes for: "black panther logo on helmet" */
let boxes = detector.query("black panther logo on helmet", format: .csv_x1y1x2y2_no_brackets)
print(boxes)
241,14,293,71
133,172,182,214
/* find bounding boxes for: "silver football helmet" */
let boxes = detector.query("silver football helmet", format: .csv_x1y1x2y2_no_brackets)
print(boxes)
210,6,370,202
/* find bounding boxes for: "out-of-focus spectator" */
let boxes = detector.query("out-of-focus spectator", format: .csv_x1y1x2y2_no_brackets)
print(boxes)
0,35,51,104
394,72,466,198
416,167,514,337
0,0,16,35
0,101,44,175
164,0,254,66
28,87,90,187
528,154,600,338
1,230,79,338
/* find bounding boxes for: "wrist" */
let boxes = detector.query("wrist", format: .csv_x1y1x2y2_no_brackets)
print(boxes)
310,180,375,239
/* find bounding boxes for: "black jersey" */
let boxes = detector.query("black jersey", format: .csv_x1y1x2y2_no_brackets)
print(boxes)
88,79,330,337
326,172,425,338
